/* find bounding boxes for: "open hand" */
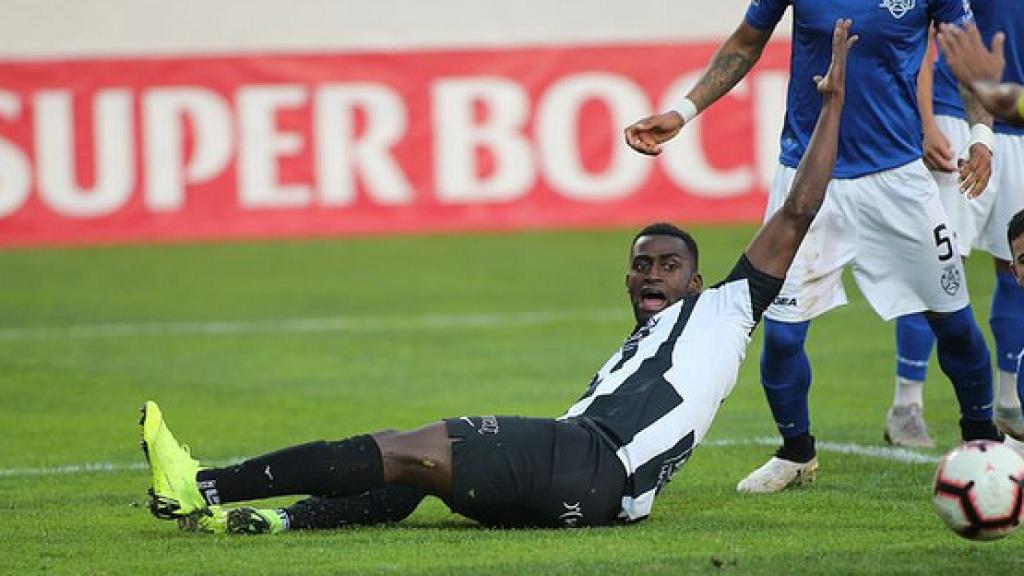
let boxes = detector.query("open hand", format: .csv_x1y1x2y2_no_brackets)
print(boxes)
937,22,1005,86
814,19,859,98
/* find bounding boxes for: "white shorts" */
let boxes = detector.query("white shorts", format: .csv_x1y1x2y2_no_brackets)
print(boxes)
978,131,1024,261
763,160,971,323
930,115,997,257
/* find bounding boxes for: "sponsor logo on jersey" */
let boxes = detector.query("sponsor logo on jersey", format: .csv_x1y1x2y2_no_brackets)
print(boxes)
941,263,962,296
879,0,915,19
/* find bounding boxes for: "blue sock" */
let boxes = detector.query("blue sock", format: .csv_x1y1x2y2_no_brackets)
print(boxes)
761,319,812,439
990,271,1024,373
926,306,993,422
895,313,935,381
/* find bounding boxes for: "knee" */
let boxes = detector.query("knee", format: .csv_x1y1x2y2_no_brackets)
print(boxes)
764,319,810,357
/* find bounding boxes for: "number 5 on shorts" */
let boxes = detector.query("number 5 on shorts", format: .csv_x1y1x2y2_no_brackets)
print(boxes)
933,224,954,262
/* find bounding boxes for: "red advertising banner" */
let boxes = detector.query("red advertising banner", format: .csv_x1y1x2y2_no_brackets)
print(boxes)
0,41,790,247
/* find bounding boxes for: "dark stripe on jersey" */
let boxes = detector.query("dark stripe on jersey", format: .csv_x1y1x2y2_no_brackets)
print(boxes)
715,255,784,324
580,294,701,447
610,324,648,373
628,430,695,499
575,373,602,403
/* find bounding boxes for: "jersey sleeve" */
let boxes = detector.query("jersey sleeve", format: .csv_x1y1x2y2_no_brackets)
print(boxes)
930,0,974,26
715,254,785,323
744,0,790,32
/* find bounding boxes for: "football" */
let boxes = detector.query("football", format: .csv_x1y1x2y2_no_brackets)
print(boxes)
932,440,1024,541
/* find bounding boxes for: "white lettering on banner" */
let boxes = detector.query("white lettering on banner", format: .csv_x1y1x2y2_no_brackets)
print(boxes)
432,78,534,203
315,84,412,206
754,72,787,190
35,89,134,217
238,85,311,209
0,91,30,218
143,89,233,212
660,73,752,198
537,73,651,201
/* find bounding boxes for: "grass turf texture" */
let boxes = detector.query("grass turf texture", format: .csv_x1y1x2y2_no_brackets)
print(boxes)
1,225,1023,575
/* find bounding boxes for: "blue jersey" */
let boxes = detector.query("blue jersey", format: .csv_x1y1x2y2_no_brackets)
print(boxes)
932,0,1024,135
746,0,973,178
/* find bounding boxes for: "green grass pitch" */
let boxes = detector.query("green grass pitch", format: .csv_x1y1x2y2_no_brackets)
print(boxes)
2,225,1023,575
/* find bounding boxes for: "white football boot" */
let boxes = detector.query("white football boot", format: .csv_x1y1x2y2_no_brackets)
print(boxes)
736,456,819,493
883,404,935,448
994,404,1024,441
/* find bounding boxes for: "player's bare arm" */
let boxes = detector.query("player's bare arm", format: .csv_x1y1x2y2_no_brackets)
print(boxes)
743,19,856,280
956,85,994,198
918,26,956,173
623,22,772,156
938,22,1024,127
964,82,1024,128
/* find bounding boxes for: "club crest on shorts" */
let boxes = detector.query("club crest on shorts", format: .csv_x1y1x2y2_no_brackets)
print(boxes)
941,264,962,296
879,0,915,19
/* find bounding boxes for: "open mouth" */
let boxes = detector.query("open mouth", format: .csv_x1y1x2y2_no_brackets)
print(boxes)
639,287,668,312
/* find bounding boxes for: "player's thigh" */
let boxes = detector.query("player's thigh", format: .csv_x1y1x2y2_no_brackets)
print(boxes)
932,115,996,256
445,416,624,528
763,164,855,322
977,133,1024,261
850,161,970,320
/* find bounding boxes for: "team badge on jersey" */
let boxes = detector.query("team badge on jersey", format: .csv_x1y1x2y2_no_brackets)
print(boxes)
941,264,962,296
879,0,915,19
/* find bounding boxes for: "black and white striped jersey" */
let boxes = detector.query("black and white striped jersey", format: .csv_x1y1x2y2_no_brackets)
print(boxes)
561,255,783,521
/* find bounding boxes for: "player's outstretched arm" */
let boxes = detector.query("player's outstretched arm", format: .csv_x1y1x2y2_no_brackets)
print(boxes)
937,22,1024,127
743,19,857,279
919,26,956,173
965,82,1024,127
623,22,772,156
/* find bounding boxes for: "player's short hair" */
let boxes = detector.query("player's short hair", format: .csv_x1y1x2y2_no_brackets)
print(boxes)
1009,209,1024,249
632,222,699,269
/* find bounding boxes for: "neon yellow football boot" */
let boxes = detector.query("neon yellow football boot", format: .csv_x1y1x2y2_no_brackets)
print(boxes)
139,401,208,519
177,506,227,534
225,507,290,535
177,506,289,535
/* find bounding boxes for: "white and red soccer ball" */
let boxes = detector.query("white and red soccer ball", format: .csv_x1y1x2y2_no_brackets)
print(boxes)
932,440,1024,541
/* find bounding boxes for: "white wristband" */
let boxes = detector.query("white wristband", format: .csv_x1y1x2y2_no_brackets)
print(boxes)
672,98,699,124
969,123,995,154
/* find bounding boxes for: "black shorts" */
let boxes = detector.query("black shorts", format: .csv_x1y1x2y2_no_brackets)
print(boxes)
444,416,626,528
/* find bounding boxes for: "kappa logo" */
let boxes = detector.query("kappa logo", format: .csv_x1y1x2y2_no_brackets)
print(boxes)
940,264,962,296
558,501,584,527
879,0,915,19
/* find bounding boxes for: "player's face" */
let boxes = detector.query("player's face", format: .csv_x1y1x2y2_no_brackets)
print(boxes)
1011,235,1024,287
626,235,703,325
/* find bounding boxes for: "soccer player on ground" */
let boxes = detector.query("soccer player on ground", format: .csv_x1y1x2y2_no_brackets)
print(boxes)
625,1,1002,493
142,21,857,535
884,4,1024,449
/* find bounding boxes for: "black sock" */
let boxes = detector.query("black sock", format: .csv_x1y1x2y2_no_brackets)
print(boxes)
959,418,1004,442
196,435,384,505
775,433,815,463
284,486,426,530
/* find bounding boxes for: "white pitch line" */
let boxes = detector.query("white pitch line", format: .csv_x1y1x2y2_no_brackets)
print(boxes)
0,439,939,479
705,436,941,465
0,309,624,341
